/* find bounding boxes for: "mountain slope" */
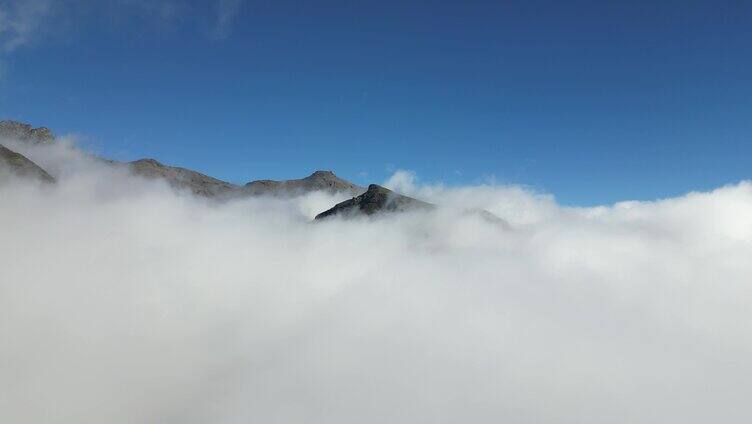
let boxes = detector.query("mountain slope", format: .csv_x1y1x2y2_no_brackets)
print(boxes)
245,170,362,196
128,162,364,199
128,158,240,198
315,184,433,219
0,145,55,183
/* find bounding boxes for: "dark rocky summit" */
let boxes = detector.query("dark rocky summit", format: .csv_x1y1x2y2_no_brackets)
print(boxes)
0,144,55,183
0,121,55,144
314,184,509,225
128,158,239,198
245,170,363,196
315,184,433,219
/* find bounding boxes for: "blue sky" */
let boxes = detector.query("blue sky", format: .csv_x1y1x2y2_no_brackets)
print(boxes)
1,0,750,205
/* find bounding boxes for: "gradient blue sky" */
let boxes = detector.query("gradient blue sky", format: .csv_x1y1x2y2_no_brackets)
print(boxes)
1,0,750,205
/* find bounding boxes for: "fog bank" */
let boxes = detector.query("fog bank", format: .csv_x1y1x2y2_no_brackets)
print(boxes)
1,141,751,423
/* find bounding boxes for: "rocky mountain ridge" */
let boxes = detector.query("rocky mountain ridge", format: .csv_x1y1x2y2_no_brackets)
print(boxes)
1,120,505,223
0,120,55,145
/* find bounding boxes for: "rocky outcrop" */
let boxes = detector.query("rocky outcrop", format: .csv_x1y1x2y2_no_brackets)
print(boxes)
0,145,55,183
315,184,433,219
244,170,363,196
0,121,55,145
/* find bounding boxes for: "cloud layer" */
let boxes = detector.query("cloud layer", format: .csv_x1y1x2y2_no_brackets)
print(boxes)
1,139,752,423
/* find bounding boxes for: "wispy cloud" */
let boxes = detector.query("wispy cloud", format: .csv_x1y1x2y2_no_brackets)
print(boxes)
113,0,187,27
0,0,54,53
212,0,243,40
0,0,241,80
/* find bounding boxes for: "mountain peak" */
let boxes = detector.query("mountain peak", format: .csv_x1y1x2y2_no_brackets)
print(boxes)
315,184,433,219
244,170,362,196
366,183,389,192
308,170,336,178
130,158,164,167
0,121,55,145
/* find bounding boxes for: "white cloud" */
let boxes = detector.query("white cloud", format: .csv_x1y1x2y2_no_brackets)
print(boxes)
383,168,419,193
2,139,752,423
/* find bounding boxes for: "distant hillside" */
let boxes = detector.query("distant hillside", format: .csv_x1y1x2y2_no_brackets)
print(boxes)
128,158,240,198
128,160,363,199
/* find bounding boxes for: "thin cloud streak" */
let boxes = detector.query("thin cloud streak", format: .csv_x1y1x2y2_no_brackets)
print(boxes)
0,0,241,56
0,0,53,53
213,0,243,39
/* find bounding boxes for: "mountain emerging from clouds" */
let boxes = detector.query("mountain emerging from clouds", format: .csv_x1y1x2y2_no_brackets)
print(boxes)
127,158,240,198
245,170,362,197
5,120,752,424
315,184,434,219
0,120,501,222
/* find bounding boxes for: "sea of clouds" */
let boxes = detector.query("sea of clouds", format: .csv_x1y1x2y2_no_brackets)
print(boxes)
1,137,751,423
